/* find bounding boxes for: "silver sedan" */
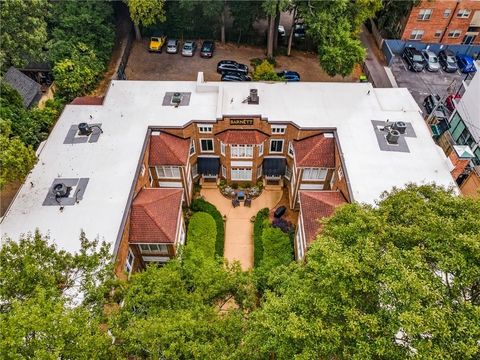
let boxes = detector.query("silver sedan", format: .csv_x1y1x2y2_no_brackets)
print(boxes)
181,41,196,57
421,50,440,72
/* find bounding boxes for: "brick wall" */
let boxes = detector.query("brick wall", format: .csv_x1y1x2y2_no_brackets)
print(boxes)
401,0,480,44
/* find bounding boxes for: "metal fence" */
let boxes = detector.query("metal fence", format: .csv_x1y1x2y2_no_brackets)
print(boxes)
382,39,480,67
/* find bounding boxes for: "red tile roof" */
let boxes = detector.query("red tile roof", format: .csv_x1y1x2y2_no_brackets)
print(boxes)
299,191,346,245
70,96,104,105
149,132,190,166
293,134,335,168
216,130,268,145
130,188,183,244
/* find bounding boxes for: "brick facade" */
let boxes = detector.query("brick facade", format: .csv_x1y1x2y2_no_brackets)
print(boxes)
401,0,480,44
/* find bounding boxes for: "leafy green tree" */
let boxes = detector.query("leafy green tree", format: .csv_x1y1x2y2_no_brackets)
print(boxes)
0,0,49,71
252,60,282,81
262,0,291,57
229,1,265,44
126,0,167,40
296,0,381,77
240,185,480,359
376,0,420,38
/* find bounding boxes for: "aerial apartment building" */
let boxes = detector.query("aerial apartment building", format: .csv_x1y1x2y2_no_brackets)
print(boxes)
0,74,457,274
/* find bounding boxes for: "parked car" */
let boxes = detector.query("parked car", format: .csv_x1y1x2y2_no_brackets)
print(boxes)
423,94,441,114
149,36,166,52
200,40,215,58
438,49,458,73
217,60,249,75
293,23,306,40
456,54,477,73
278,25,286,38
445,93,461,112
421,49,440,72
402,46,425,72
166,39,179,54
221,72,252,81
277,70,300,82
274,206,287,218
181,40,197,57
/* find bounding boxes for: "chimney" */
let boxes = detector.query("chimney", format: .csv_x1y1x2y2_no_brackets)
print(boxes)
449,145,474,180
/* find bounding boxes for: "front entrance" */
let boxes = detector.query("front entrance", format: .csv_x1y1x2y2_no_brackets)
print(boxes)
231,168,252,181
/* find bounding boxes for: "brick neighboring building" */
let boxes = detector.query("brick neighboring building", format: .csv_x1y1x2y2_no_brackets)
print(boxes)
400,0,480,44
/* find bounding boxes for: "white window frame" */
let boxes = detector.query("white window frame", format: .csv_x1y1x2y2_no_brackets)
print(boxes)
258,143,264,156
197,124,213,133
139,244,169,254
156,166,181,179
200,138,214,153
148,168,154,187
230,144,253,158
417,9,432,20
434,30,442,38
409,30,424,40
443,9,451,18
189,139,195,155
288,141,294,157
231,168,252,181
285,166,292,180
269,139,284,153
221,165,227,178
191,163,198,178
220,141,226,156
140,164,146,177
125,248,134,274
457,9,470,18
338,167,343,181
257,164,262,179
271,125,286,134
448,30,461,38
302,167,328,181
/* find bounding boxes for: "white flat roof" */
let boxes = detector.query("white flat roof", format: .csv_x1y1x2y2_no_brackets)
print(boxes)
1,78,456,254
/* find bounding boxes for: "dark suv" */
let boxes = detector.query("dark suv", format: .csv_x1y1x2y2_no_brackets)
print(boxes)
438,49,458,73
402,47,425,72
217,60,249,75
200,40,215,58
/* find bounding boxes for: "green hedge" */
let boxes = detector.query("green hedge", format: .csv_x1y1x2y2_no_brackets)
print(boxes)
260,226,293,271
190,199,225,257
187,212,216,258
253,208,269,267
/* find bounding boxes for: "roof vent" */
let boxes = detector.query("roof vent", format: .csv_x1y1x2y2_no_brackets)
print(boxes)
78,122,92,136
53,183,70,198
392,121,407,134
386,129,400,144
171,92,182,106
248,89,259,104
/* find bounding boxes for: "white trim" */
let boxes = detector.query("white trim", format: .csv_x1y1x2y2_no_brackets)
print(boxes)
258,142,264,156
230,144,253,158
140,164,146,177
221,165,227,178
138,243,169,254
197,124,213,133
148,168,154,187
156,165,181,179
220,141,226,156
302,167,328,181
158,181,183,188
191,163,198,178
200,138,214,153
257,164,263,178
231,168,252,181
231,160,253,167
299,183,324,190
189,139,196,155
125,248,134,275
142,256,170,263
269,139,284,153
271,125,286,134
288,141,294,158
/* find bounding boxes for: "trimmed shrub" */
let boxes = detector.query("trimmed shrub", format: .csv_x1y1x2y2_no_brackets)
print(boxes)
260,226,293,271
190,199,225,257
187,212,216,258
253,208,269,267
252,60,282,81
272,218,293,234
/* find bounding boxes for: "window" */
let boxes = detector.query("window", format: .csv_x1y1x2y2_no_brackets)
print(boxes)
302,167,328,181
257,164,263,179
288,141,294,157
457,9,471,18
156,166,181,179
338,167,344,181
125,249,134,274
140,164,146,177
139,244,168,254
285,166,292,180
410,30,424,40
270,139,284,153
443,9,451,18
434,30,442,38
189,139,195,155
197,124,213,133
417,9,432,20
231,168,252,181
221,165,227,178
473,148,480,166
148,168,154,186
220,141,226,156
191,163,198,178
231,144,253,158
448,30,461,38
271,125,286,134
258,143,264,156
200,139,214,152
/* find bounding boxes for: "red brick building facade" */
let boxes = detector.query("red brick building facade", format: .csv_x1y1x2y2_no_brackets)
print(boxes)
400,0,480,44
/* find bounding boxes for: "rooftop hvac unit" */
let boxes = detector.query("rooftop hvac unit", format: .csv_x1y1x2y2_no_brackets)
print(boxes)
386,129,400,144
248,89,259,104
53,183,69,198
392,121,407,134
171,92,182,105
78,122,92,136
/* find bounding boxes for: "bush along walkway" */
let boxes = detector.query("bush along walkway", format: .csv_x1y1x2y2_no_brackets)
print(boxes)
186,212,217,258
190,198,225,258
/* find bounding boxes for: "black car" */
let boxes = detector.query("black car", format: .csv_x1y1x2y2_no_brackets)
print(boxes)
402,47,425,72
221,72,252,81
217,60,249,75
438,49,458,73
200,40,215,58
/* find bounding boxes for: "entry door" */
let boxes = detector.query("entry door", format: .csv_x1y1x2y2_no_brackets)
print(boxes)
462,35,476,44
231,168,252,181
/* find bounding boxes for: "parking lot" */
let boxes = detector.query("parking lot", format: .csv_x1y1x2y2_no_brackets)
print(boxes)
125,39,360,82
390,55,467,112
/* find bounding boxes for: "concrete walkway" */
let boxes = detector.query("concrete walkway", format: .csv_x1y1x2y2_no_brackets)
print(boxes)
360,25,393,88
201,188,283,270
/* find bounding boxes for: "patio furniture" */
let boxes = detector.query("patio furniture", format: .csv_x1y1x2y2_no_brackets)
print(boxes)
232,198,240,208
244,197,251,207
237,191,246,201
